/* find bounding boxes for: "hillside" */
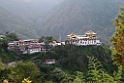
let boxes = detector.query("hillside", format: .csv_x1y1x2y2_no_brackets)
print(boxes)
0,0,65,24
0,6,38,39
17,44,116,74
44,45,115,73
2,44,115,74
36,0,124,44
0,44,120,83
0,0,64,39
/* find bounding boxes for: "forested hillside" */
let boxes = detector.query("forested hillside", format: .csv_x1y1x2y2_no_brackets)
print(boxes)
0,43,120,83
41,45,115,73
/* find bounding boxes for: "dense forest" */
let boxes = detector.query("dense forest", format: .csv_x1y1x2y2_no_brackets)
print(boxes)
0,42,122,83
0,39,121,83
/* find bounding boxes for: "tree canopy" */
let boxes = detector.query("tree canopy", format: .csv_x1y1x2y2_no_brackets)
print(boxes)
110,6,124,67
6,32,19,41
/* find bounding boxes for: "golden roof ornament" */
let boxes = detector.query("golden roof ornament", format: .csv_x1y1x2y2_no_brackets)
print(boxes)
67,33,76,38
85,30,96,35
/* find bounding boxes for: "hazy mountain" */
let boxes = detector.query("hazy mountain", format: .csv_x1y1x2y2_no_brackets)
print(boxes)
0,0,124,43
0,5,38,39
0,0,65,24
36,0,124,44
0,0,64,39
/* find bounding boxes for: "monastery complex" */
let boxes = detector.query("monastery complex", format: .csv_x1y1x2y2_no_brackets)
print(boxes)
67,30,102,46
7,30,102,54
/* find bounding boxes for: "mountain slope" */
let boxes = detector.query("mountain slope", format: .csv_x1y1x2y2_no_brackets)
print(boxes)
36,0,124,44
0,0,65,39
0,6,38,39
0,0,65,24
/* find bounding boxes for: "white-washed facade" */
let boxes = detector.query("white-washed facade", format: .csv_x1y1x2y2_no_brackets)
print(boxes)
67,30,102,46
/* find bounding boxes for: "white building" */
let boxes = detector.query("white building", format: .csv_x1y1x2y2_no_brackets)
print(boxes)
49,41,65,47
27,44,41,54
67,30,102,46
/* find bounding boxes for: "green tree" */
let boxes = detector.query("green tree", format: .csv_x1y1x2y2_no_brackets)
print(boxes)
39,36,45,43
0,36,9,52
39,36,56,50
11,61,43,83
39,36,56,43
0,58,6,82
86,56,104,83
6,32,19,41
0,59,12,83
68,71,85,83
44,81,54,83
110,6,124,67
51,68,68,83
86,56,116,83
113,66,123,83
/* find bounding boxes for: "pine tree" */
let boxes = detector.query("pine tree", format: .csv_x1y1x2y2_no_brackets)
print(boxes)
86,56,116,83
113,66,123,83
110,6,124,67
86,56,104,83
68,71,85,83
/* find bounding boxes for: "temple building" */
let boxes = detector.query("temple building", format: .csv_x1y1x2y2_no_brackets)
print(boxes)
67,30,102,46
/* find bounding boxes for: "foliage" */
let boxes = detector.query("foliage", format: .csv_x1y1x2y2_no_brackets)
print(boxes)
86,56,104,82
0,44,123,83
113,66,123,83
39,36,56,43
0,58,6,70
69,71,85,83
39,36,56,50
0,58,6,82
6,32,19,41
44,81,54,83
0,35,9,52
110,6,124,67
86,56,122,83
51,68,67,82
45,45,114,74
10,61,43,83
0,36,16,63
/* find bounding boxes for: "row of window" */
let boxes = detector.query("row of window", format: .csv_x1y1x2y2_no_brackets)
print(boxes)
73,40,97,43
29,48,41,52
